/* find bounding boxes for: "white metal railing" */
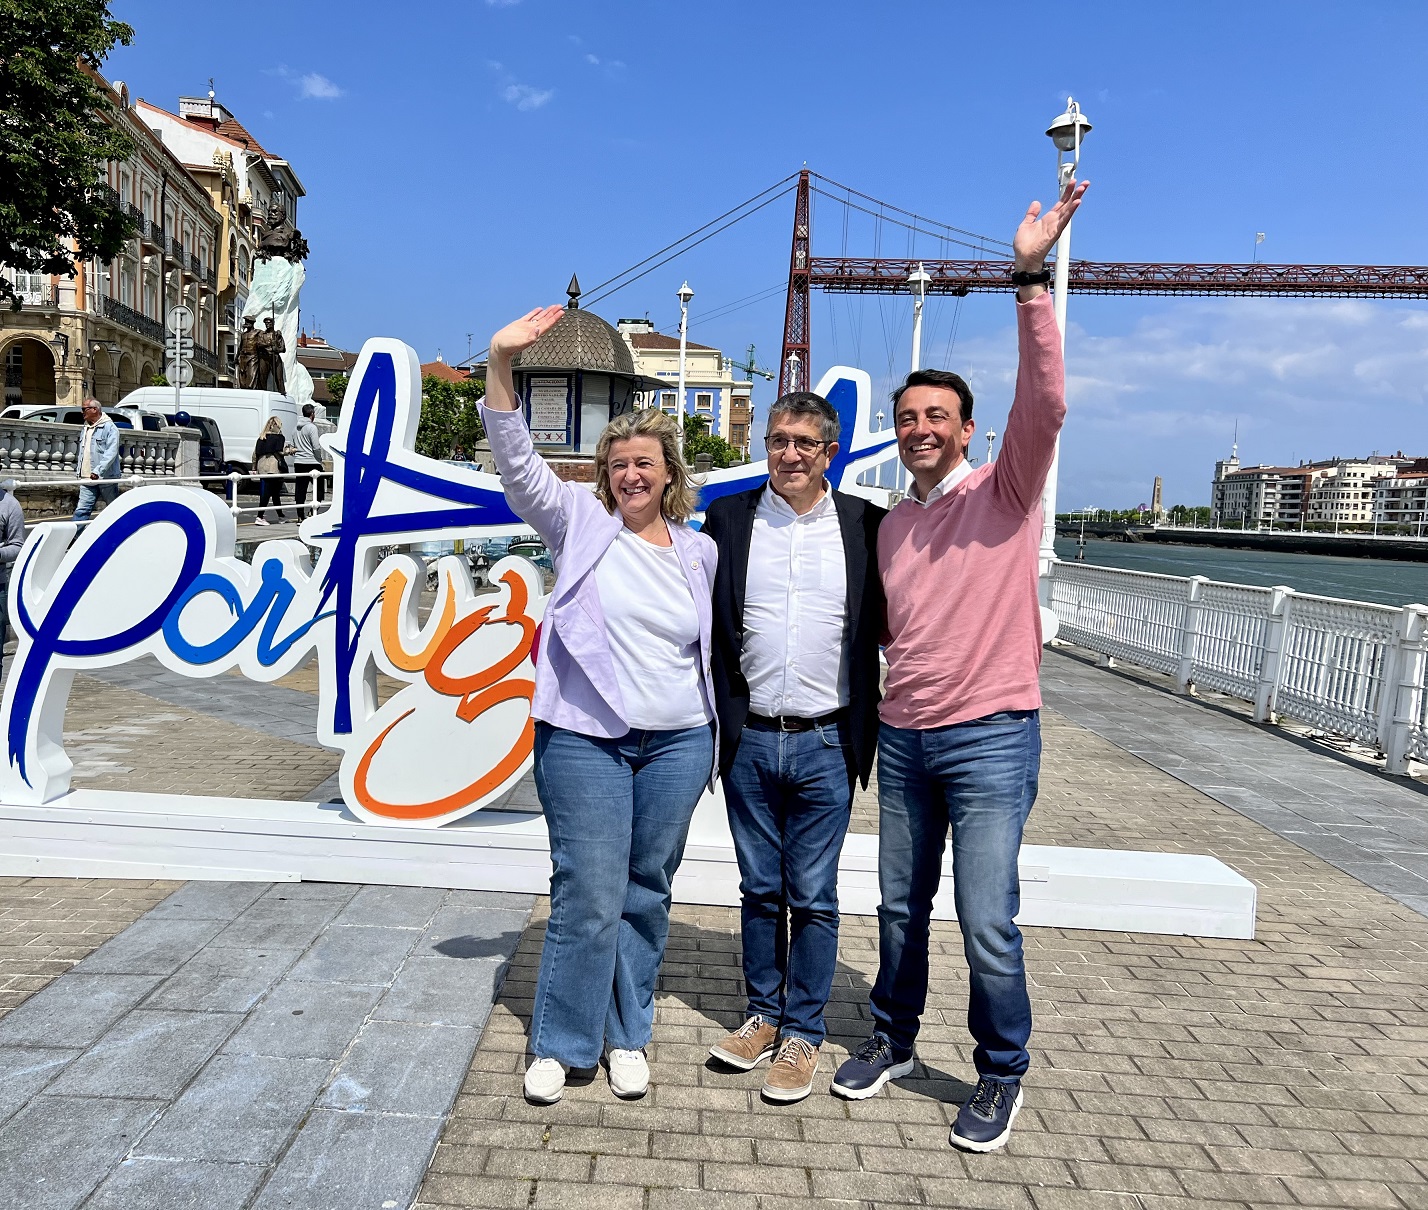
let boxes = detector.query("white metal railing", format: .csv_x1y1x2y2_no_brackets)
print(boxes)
1047,562,1428,775
0,417,188,479
8,468,334,526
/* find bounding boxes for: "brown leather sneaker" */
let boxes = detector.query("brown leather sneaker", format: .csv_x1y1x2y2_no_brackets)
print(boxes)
709,1015,779,1070
762,1036,820,1102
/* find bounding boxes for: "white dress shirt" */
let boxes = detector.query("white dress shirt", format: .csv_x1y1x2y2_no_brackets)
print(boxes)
907,457,975,506
741,485,849,718
594,528,711,730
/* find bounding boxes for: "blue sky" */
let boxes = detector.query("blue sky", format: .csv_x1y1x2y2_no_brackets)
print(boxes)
110,1,1428,507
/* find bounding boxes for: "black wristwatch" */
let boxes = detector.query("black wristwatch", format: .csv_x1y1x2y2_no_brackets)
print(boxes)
1010,267,1052,287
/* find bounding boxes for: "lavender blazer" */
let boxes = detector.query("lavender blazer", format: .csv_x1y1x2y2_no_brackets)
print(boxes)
482,406,719,775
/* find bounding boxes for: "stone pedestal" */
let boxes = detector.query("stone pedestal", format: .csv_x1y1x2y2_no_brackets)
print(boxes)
242,258,313,407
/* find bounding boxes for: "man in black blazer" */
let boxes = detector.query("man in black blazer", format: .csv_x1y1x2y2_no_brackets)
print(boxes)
701,391,885,1102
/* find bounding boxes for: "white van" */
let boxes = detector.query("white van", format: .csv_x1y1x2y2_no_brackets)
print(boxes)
118,387,298,473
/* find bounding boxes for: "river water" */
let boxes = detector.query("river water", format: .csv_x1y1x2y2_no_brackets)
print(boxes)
1053,537,1428,609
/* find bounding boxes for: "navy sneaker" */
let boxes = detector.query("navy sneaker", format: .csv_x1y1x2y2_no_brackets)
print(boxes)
830,1034,914,1100
949,1077,1023,1152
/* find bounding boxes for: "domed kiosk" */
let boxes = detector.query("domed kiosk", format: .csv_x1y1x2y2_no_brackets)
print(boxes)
510,275,666,481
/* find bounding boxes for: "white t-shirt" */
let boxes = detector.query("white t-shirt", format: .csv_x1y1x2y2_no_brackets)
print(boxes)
594,528,711,730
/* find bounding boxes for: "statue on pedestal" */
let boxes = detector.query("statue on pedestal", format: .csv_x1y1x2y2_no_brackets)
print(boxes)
255,200,309,264
244,199,313,405
236,316,260,390
255,317,286,395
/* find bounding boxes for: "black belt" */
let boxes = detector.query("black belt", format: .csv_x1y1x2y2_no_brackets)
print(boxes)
746,708,847,734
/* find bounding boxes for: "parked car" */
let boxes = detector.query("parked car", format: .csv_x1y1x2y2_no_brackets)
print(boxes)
1,404,136,429
118,387,297,474
163,413,226,478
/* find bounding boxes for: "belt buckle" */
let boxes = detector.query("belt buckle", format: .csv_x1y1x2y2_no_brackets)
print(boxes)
778,715,798,732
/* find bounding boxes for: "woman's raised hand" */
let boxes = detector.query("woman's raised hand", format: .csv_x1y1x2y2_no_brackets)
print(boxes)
490,306,566,359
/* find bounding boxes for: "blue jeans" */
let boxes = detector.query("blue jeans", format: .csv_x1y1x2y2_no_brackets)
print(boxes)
872,711,1041,1079
530,721,713,1068
724,719,853,1045
73,480,118,528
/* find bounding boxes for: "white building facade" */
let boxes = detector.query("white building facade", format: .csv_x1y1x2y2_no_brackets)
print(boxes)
618,319,750,444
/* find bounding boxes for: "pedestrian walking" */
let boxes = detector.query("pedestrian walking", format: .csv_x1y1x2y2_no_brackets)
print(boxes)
71,398,120,529
292,403,328,512
484,306,718,1106
701,391,884,1102
0,478,25,674
832,177,1089,1153
252,416,289,525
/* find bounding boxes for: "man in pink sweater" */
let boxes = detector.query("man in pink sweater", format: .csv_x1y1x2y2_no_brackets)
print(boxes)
831,179,1089,1153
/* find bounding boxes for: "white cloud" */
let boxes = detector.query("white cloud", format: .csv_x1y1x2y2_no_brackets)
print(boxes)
502,83,553,111
586,53,600,64
486,0,522,6
263,64,344,101
298,73,343,100
939,298,1428,505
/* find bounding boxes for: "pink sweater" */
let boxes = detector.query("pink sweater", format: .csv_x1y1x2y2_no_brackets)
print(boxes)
878,293,1066,730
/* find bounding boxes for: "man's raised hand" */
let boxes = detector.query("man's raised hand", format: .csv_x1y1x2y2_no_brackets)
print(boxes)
1013,179,1090,271
490,306,565,359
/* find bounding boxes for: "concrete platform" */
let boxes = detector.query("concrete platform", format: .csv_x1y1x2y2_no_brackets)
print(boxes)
0,784,1257,939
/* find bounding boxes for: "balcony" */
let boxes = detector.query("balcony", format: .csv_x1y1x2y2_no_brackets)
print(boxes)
170,237,186,264
193,344,220,372
100,296,163,345
206,266,217,291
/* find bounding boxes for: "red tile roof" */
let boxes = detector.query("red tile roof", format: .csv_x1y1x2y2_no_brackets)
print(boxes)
421,360,471,383
214,116,273,158
627,332,715,352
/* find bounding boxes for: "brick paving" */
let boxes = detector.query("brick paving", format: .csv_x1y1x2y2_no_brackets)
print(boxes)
0,878,179,1021
1,653,1426,1206
416,710,1428,1210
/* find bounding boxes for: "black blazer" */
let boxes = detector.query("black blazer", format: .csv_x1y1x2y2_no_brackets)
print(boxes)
702,485,886,788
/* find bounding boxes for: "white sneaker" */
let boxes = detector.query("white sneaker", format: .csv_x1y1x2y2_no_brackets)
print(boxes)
254,517,269,526
523,1057,567,1103
606,1048,649,1099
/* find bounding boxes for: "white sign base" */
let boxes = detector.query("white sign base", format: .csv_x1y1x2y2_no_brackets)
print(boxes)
0,786,1256,939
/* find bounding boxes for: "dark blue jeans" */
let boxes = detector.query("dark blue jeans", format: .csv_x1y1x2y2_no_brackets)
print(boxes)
723,718,853,1044
872,711,1041,1079
530,721,713,1068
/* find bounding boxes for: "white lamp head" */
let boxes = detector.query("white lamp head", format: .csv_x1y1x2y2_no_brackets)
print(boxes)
677,281,694,306
1046,100,1092,154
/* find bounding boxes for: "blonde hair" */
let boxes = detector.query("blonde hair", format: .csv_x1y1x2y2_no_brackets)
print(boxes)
593,408,697,523
262,416,285,436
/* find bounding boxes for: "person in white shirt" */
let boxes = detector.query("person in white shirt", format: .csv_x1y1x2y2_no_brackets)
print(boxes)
701,392,886,1101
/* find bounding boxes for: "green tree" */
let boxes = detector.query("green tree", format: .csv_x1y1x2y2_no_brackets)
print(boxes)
1,0,138,310
149,371,167,386
418,374,486,460
326,372,348,409
682,412,739,469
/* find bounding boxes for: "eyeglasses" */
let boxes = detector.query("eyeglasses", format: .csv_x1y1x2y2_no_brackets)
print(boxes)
766,435,830,455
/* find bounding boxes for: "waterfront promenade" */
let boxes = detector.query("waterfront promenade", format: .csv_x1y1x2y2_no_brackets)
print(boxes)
1,649,1426,1209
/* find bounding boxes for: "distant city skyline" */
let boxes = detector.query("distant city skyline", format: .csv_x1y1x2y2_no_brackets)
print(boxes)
107,0,1428,508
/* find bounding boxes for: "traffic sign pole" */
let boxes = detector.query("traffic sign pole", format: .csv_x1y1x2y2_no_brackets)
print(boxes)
166,305,194,418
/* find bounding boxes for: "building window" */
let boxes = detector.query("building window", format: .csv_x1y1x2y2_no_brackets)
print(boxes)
731,423,747,447
695,392,713,412
4,346,23,405
660,391,676,413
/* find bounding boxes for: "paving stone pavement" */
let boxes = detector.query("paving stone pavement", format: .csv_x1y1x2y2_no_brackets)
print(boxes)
415,708,1428,1210
1041,647,1428,916
0,879,533,1210
2,635,1427,1207
0,879,180,1020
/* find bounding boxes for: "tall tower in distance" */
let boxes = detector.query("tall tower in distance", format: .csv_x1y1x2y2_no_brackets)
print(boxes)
1151,476,1164,522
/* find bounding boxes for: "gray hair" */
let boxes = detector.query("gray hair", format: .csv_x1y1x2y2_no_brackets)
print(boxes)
765,391,839,445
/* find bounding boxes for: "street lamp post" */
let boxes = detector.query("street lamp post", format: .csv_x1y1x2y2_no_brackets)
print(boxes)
784,350,800,392
985,428,997,466
1039,98,1092,586
908,263,931,372
676,281,693,457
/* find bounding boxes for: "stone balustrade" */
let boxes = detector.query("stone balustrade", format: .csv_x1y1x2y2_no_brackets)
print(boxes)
0,418,190,481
